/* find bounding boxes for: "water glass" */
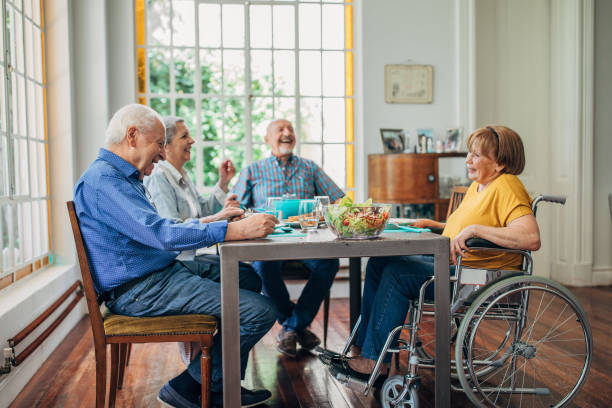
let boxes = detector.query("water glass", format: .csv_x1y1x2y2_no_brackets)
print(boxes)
265,197,283,221
314,196,330,225
298,199,318,231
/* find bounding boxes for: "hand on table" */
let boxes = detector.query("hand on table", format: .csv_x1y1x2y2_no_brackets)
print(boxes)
225,213,278,240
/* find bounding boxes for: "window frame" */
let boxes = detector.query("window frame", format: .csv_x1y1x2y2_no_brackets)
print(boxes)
135,0,354,198
0,0,51,291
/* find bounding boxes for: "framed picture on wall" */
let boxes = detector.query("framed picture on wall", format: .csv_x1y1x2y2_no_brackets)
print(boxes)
385,64,434,104
445,127,463,152
380,128,405,154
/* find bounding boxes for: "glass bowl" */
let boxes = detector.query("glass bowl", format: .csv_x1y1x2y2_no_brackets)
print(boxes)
324,204,392,240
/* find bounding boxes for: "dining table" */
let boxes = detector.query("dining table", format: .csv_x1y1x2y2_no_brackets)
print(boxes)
219,227,451,407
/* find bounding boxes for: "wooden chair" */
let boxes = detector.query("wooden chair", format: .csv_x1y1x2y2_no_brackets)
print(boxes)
67,201,217,408
446,186,469,220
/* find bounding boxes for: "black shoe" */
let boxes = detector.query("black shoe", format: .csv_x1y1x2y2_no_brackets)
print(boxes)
211,386,272,407
276,328,297,358
296,328,321,350
157,382,200,408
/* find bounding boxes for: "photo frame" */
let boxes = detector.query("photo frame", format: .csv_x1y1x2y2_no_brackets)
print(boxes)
380,128,405,154
416,128,433,153
445,127,463,152
385,64,434,104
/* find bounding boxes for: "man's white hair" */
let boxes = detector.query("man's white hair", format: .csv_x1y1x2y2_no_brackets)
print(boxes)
105,104,164,146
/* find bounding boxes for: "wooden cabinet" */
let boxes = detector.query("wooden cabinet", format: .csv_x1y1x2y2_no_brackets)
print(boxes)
368,153,467,221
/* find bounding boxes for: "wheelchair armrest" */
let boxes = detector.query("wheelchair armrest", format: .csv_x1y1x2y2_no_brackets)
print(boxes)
429,227,444,235
465,237,506,250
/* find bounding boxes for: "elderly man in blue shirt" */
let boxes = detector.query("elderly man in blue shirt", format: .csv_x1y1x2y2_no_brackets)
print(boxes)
233,119,343,358
73,104,277,408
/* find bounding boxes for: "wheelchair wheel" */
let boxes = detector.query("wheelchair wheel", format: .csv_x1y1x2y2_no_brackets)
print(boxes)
380,375,419,408
455,276,592,407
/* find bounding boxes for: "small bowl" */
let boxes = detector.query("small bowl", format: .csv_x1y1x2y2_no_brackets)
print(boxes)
324,204,392,240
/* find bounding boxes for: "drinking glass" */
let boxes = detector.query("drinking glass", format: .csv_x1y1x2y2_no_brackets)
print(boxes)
265,197,283,221
314,196,330,225
298,199,318,231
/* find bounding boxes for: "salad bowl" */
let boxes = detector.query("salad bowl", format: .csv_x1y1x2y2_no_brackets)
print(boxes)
324,200,392,240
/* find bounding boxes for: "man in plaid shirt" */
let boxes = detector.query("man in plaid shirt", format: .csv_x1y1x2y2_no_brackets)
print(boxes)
233,119,343,357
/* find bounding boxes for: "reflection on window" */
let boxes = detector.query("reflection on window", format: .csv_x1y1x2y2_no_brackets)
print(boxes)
1,0,51,291
136,0,354,197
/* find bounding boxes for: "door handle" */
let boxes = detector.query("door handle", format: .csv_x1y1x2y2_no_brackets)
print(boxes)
428,174,435,183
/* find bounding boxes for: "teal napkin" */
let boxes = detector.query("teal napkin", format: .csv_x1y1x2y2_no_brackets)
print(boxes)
268,231,307,237
384,224,431,233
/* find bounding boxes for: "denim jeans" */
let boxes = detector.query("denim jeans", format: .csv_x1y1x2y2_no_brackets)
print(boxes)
106,259,277,393
252,258,339,331
355,255,455,362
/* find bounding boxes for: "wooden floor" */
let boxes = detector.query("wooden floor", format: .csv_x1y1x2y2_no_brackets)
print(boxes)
10,286,612,408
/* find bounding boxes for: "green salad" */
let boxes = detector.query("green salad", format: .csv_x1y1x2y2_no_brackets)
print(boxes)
325,196,390,238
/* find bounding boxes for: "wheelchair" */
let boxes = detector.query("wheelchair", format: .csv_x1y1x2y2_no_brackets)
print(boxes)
320,195,593,407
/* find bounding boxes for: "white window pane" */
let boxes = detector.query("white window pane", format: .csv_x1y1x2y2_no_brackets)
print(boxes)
274,97,295,125
147,0,171,46
199,4,221,48
40,199,48,253
1,205,12,269
0,67,5,132
11,75,18,133
175,98,195,130
32,0,40,26
17,75,27,136
173,48,195,94
250,5,271,48
29,139,39,197
149,48,171,94
223,50,245,95
172,0,195,47
322,51,344,97
27,80,35,138
24,0,32,18
222,5,244,48
298,4,320,49
322,4,344,50
225,145,246,180
35,84,43,140
0,10,3,64
301,144,322,167
32,200,40,257
322,98,344,142
274,50,295,96
251,97,273,143
202,98,223,141
1,136,8,196
12,0,23,11
299,51,321,96
273,5,294,49
15,138,29,196
224,98,246,142
251,50,272,95
25,20,34,79
323,144,345,189
300,98,322,142
18,203,28,264
13,9,25,74
33,25,42,83
200,50,222,95
38,142,46,197
253,143,271,163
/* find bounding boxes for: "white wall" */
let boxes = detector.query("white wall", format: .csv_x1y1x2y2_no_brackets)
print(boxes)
361,0,457,191
592,0,612,283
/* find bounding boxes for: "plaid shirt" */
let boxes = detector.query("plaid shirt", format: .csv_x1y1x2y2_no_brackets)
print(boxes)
233,155,344,208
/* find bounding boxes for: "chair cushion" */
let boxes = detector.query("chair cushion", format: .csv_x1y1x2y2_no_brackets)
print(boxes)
103,311,217,337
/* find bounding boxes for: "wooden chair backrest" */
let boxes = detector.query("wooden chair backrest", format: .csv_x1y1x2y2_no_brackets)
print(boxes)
446,186,468,219
67,201,107,343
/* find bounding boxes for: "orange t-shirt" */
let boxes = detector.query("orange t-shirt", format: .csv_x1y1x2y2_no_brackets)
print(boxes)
442,174,533,269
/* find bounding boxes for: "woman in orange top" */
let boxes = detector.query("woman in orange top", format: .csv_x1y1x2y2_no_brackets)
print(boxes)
344,125,541,376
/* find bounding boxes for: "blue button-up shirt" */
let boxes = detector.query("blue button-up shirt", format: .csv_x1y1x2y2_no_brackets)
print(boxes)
73,149,228,293
232,155,344,208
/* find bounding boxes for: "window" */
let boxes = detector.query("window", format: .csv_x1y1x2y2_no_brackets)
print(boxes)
135,0,354,197
0,0,50,290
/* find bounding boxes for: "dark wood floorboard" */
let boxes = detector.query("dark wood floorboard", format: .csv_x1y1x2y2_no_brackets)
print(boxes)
9,286,612,408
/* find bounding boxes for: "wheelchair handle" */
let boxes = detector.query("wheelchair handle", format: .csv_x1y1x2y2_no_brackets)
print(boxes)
538,195,566,205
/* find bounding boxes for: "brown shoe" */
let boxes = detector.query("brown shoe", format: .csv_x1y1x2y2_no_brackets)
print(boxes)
296,328,321,351
276,329,297,357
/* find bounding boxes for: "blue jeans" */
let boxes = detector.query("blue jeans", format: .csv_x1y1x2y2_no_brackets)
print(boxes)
252,259,339,331
356,255,455,362
105,259,276,393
